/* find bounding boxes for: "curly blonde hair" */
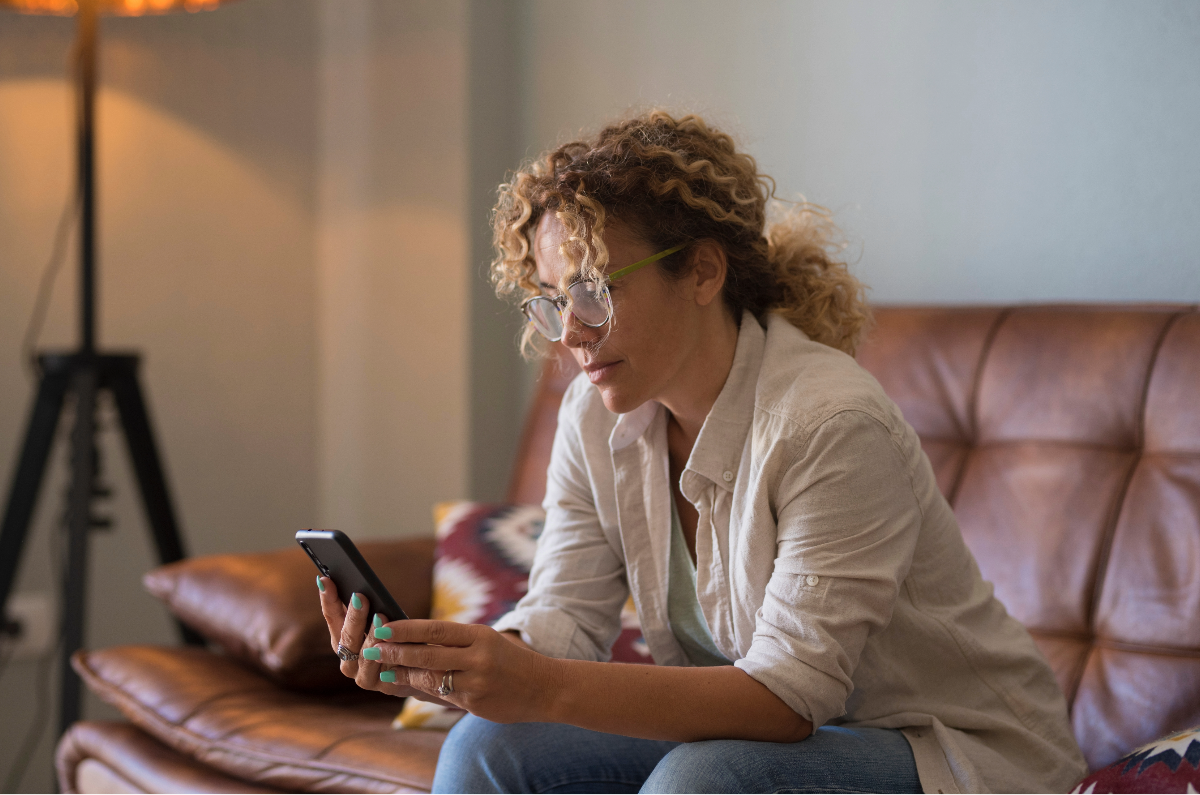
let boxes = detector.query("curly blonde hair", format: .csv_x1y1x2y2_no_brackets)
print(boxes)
491,111,871,356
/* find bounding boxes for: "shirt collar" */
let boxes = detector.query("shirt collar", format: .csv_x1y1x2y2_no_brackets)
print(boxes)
610,399,660,451
685,310,765,492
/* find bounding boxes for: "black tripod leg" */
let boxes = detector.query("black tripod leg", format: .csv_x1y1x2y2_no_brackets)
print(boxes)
0,368,69,620
60,366,97,735
107,361,204,646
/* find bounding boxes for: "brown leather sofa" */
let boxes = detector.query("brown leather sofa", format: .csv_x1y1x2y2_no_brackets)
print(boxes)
56,304,1200,793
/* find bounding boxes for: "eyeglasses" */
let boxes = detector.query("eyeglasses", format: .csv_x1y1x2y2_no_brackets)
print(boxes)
521,244,687,342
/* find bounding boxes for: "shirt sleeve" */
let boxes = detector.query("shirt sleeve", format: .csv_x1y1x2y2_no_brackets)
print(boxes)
735,409,923,728
491,384,629,661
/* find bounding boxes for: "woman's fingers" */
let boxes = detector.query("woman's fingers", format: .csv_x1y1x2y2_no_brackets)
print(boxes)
356,613,392,690
362,619,542,714
375,677,442,703
317,578,371,680
357,623,442,701
316,583,429,705
369,622,557,723
362,620,477,702
317,577,346,651
334,591,370,677
373,641,470,673
360,614,426,694
404,665,455,700
369,621,488,704
380,619,479,647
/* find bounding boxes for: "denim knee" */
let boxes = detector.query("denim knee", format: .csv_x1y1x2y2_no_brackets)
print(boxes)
433,716,675,794
640,741,741,794
432,714,523,794
640,729,921,795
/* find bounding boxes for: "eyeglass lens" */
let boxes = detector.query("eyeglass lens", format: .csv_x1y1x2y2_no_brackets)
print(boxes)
524,281,612,341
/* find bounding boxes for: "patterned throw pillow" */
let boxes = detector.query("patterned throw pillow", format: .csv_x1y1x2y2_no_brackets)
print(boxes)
394,502,653,730
1072,726,1200,793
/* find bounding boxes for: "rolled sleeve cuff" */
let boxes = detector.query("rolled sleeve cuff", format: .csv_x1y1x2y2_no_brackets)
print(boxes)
490,607,604,661
736,641,849,729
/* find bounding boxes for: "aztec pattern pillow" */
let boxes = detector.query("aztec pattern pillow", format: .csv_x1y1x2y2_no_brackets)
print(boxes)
1072,726,1200,793
394,502,652,730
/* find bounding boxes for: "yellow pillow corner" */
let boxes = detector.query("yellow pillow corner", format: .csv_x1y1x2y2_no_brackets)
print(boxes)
432,499,475,538
393,697,467,731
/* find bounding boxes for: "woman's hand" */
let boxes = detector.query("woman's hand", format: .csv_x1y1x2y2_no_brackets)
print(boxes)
316,576,446,702
326,596,810,742
369,619,562,724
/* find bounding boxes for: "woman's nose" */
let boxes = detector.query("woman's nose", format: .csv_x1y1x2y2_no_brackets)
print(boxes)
561,311,604,349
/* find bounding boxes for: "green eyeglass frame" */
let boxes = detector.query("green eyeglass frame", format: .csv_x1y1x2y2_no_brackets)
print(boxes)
520,243,687,341
606,242,688,280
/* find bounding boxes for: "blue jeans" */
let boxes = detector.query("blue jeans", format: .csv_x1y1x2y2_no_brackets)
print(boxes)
432,715,922,794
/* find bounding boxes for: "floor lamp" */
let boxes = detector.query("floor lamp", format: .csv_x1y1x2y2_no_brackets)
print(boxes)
0,0,234,736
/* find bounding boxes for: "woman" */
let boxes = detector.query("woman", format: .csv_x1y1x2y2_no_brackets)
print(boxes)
319,111,1087,793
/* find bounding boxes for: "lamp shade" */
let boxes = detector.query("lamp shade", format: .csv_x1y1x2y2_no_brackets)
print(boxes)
0,0,227,14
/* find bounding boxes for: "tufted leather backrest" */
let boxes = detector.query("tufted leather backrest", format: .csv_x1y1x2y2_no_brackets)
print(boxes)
509,305,1200,771
506,345,581,506
857,305,1200,771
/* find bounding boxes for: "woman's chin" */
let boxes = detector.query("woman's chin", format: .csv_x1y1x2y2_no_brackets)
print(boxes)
594,384,643,416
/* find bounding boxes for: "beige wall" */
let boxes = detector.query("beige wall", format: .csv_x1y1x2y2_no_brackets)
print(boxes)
0,1,472,788
316,0,469,538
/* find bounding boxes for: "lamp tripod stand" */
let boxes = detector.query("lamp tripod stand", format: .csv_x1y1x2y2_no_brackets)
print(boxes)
0,0,204,738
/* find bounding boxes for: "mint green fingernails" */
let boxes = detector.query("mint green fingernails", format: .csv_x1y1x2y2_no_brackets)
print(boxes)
380,670,396,683
316,576,325,593
373,626,392,640
351,594,363,610
362,647,381,661
373,613,384,628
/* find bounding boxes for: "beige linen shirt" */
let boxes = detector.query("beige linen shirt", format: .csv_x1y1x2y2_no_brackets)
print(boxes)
493,312,1087,794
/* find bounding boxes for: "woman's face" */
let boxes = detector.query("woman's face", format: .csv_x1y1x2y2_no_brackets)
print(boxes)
533,213,707,415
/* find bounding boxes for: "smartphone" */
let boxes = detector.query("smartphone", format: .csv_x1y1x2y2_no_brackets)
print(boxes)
296,529,409,620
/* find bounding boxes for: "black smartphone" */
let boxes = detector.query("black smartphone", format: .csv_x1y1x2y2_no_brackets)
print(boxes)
296,530,408,620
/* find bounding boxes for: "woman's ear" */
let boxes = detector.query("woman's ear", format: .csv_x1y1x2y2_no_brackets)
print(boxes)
689,240,728,307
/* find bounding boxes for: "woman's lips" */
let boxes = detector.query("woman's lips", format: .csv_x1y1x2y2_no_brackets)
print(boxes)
584,360,620,384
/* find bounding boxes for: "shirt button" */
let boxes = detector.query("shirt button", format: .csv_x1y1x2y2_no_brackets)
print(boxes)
806,575,819,587
722,471,733,483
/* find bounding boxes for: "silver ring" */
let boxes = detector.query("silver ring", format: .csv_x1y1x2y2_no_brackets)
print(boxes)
437,670,454,697
336,643,359,662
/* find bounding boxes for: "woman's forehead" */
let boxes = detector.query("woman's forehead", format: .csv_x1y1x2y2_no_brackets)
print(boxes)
533,212,644,281
534,213,565,256
533,213,569,282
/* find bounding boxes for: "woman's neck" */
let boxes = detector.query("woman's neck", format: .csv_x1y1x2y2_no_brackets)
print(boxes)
660,309,741,455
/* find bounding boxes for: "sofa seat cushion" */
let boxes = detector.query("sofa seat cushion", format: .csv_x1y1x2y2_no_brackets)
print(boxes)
143,538,435,691
57,720,285,794
73,646,445,793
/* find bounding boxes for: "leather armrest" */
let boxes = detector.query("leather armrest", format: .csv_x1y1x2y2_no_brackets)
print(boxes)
144,537,434,690
72,646,442,793
57,720,284,794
